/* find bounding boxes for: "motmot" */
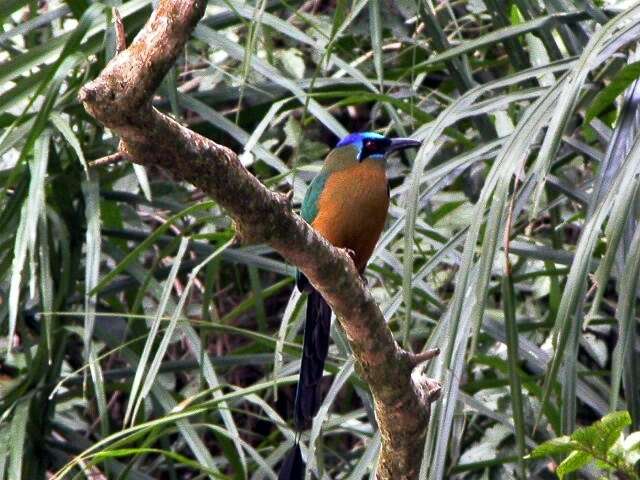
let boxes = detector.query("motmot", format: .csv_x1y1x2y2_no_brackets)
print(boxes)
279,132,421,479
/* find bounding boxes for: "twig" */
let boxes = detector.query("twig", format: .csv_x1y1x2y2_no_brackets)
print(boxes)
408,347,441,367
113,8,126,54
89,151,133,168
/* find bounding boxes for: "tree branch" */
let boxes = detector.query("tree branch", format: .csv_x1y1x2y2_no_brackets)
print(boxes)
79,1,440,477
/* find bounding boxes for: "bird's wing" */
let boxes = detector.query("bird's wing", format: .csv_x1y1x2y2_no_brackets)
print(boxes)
297,172,328,291
300,172,328,223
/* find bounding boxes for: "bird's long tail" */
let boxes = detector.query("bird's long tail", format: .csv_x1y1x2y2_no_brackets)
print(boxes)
278,286,332,480
278,442,303,480
294,288,332,429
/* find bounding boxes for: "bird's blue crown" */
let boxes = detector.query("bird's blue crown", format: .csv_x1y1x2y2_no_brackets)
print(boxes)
336,131,385,148
336,132,389,161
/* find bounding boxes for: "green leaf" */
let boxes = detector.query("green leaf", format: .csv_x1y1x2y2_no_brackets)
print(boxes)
82,177,109,437
571,425,599,449
529,436,576,458
49,112,88,176
596,411,632,454
369,0,383,90
609,195,640,412
38,206,53,360
330,0,348,37
8,130,50,347
556,450,592,479
8,400,29,480
502,275,526,478
586,61,640,123
600,411,632,433
571,411,631,456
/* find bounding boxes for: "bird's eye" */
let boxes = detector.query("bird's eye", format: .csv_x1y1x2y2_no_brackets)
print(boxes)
365,141,375,149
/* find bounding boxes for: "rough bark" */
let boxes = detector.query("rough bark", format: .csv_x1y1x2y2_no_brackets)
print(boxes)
79,1,441,477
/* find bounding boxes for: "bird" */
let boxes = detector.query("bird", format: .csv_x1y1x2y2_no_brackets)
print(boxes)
279,131,421,479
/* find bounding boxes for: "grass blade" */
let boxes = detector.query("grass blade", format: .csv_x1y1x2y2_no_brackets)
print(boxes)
83,176,109,437
135,238,233,422
126,236,190,426
7,130,50,348
501,275,526,478
7,400,29,480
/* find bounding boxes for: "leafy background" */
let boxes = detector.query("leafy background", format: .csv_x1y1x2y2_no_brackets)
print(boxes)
2,0,640,478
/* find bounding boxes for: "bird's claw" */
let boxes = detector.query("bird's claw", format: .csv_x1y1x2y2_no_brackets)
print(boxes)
342,248,356,262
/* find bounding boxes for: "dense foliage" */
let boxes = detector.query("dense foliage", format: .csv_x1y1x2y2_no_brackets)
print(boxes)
2,0,640,478
530,411,640,479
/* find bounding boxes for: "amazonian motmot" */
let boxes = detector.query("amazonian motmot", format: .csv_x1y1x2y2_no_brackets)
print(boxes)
279,132,421,479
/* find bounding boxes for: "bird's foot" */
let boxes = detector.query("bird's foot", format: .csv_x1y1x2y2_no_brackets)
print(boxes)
341,248,356,262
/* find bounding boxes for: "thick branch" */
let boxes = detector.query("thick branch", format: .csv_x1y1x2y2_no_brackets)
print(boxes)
79,1,440,477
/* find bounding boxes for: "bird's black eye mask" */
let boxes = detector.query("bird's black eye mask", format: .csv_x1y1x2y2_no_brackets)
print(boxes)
359,138,391,161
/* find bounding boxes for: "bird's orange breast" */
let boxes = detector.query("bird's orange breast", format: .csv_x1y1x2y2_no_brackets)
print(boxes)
312,159,389,272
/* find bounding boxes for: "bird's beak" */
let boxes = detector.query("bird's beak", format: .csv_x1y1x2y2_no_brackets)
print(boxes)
386,138,422,157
